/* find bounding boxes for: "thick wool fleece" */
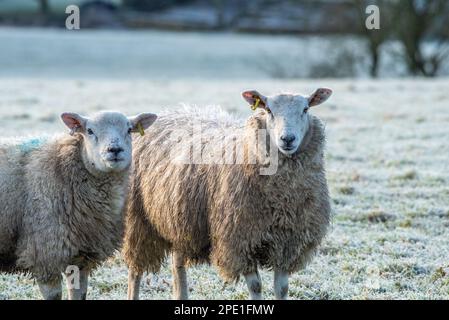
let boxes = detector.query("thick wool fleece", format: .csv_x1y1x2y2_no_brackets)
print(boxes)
123,108,331,282
0,135,129,282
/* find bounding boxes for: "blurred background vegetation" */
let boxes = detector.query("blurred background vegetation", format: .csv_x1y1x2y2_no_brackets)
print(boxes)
0,0,448,78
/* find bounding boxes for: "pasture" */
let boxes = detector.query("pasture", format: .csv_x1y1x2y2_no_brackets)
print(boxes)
0,28,448,299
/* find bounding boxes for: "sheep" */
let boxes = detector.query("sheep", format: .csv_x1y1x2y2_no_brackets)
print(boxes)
0,110,157,300
123,88,332,300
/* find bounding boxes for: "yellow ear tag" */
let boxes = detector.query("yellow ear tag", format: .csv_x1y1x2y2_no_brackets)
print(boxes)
137,123,145,136
251,98,260,111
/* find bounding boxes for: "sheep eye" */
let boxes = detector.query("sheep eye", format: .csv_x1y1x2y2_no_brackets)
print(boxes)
303,107,309,114
87,128,94,135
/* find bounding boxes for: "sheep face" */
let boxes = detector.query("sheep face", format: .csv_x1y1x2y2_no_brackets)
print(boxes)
243,88,332,156
61,111,157,173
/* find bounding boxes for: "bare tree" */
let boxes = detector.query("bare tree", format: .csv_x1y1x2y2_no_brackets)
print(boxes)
396,0,449,77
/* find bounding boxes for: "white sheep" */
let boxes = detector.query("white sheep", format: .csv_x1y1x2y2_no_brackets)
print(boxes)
123,88,332,300
0,111,157,300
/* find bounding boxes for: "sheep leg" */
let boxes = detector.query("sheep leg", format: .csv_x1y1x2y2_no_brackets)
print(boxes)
274,269,289,300
37,278,62,300
66,268,89,300
127,270,142,300
172,251,188,300
244,271,263,300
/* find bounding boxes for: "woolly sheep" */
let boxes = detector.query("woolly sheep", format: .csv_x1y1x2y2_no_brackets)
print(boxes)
123,88,332,300
0,111,157,300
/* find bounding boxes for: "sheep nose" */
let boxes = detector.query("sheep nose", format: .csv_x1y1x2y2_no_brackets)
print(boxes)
280,134,296,145
107,147,124,156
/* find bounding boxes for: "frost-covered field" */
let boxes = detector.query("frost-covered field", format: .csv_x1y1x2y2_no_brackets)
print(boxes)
0,28,449,300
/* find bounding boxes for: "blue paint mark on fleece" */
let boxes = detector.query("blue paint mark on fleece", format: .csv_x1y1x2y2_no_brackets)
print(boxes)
18,137,48,153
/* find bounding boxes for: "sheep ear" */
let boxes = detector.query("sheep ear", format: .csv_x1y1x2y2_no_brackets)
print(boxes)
308,88,332,107
242,90,267,109
129,113,157,134
61,112,87,135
